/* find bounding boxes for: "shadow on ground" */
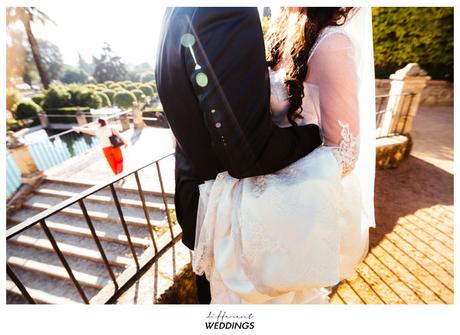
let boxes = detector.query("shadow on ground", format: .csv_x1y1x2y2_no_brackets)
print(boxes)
155,154,455,304
157,263,199,304
371,155,453,249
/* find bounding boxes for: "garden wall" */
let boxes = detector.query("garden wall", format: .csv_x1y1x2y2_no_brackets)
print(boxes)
375,79,453,106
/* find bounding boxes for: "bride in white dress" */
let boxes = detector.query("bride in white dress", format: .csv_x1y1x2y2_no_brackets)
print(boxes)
192,7,376,304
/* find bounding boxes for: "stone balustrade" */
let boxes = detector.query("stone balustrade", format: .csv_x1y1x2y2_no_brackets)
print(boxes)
376,63,431,169
376,78,452,106
132,102,146,129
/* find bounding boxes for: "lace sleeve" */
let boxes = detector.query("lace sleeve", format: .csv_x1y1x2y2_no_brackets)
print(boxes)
307,31,360,177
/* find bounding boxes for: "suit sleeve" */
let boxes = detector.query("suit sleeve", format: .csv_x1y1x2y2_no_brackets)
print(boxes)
184,7,322,178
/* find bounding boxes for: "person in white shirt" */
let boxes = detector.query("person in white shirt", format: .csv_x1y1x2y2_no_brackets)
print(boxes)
73,118,128,175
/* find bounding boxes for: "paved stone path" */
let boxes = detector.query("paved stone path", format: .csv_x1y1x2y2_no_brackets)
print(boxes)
330,105,454,304
45,126,176,194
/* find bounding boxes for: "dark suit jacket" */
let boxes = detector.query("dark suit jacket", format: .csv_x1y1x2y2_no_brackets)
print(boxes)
155,7,322,249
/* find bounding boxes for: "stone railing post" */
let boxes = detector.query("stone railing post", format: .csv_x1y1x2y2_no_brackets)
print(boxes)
7,131,44,186
38,111,48,128
119,113,130,131
132,102,146,129
75,109,87,126
382,63,431,135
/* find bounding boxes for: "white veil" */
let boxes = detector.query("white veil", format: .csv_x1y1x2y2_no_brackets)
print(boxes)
343,7,376,229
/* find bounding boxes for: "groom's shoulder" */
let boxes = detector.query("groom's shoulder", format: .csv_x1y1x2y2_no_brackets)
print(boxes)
171,7,259,25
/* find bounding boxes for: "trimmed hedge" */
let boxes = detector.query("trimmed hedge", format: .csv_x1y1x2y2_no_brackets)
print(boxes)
103,89,116,104
113,90,137,109
131,89,146,103
15,100,42,126
108,83,123,90
84,84,98,90
16,100,42,118
96,92,111,107
31,94,45,106
138,84,154,97
43,107,90,124
68,87,102,109
7,88,23,112
43,86,72,109
143,107,164,113
147,80,157,93
125,84,138,91
78,90,102,109
7,118,24,132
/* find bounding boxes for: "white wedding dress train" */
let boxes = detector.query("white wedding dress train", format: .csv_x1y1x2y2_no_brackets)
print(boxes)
193,22,375,304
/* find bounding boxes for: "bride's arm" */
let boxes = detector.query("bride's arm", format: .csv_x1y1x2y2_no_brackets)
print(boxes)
184,8,322,179
308,33,360,177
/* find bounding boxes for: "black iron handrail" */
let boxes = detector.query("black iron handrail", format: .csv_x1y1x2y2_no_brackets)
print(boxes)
6,152,173,240
6,151,176,304
40,109,132,142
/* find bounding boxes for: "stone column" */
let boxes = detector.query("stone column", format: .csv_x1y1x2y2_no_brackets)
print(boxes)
75,109,87,126
132,102,146,129
7,131,44,186
119,113,130,131
38,111,48,128
381,63,431,135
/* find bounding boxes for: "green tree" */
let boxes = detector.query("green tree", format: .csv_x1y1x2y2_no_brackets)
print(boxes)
61,67,89,84
140,71,155,83
92,43,128,83
27,39,63,82
78,53,94,74
372,7,453,80
128,62,153,82
6,7,55,89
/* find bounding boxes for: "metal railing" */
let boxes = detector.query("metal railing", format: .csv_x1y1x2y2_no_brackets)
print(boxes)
6,110,133,197
6,152,178,304
375,93,416,138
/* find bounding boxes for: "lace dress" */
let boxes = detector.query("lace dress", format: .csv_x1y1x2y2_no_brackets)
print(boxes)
192,27,370,304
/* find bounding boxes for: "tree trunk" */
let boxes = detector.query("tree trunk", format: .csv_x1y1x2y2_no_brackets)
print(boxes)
22,15,50,89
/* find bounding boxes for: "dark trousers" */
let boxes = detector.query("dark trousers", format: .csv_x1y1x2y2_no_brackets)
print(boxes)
195,273,211,304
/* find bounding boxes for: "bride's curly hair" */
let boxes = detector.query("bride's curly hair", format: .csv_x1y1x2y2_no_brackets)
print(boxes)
266,7,355,126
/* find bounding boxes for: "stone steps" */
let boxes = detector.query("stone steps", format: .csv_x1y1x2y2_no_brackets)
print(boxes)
7,242,124,280
6,176,176,304
11,218,151,248
8,256,110,290
35,179,175,208
7,263,101,304
9,232,135,268
43,177,175,200
7,279,81,304
20,194,169,229
35,187,172,211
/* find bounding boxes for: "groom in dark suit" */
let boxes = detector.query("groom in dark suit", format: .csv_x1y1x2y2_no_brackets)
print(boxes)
155,7,322,303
